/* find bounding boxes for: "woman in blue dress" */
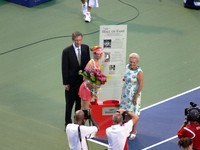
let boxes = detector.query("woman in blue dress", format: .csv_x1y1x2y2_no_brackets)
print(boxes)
120,53,144,140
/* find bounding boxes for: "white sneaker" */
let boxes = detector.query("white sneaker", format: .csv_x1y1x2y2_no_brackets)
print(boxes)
84,12,91,23
82,2,87,16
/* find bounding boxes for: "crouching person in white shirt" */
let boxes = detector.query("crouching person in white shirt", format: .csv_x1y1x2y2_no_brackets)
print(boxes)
66,109,99,150
106,109,139,150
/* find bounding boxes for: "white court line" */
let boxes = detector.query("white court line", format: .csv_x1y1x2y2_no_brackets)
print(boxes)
141,86,200,111
90,86,200,148
140,86,200,149
141,135,178,150
88,138,109,147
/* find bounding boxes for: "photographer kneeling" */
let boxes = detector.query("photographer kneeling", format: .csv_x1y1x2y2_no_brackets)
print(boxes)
177,102,200,150
106,109,139,150
66,109,99,150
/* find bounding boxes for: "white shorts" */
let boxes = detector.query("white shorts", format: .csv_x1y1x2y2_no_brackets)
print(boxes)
88,0,99,8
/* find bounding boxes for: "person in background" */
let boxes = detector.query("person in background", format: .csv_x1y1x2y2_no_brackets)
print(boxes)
81,0,99,22
66,109,99,150
106,109,139,150
178,137,193,150
120,53,144,140
79,46,104,110
177,108,200,150
62,31,90,128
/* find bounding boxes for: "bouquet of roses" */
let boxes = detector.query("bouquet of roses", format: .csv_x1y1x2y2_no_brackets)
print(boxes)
79,66,111,101
79,66,107,86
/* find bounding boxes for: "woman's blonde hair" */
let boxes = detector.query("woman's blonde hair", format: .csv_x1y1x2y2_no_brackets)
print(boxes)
129,53,140,62
90,46,101,52
90,46,103,54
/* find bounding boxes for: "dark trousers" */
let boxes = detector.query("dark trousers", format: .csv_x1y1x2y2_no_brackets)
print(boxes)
65,89,81,125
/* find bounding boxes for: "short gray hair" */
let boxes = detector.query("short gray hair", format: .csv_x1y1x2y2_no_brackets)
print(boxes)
129,53,140,62
74,110,84,122
72,31,83,41
112,113,123,124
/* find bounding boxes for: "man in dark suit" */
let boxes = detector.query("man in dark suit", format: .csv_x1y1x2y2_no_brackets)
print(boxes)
62,31,90,127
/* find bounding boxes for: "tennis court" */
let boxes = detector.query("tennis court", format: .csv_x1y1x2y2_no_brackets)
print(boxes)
90,87,200,149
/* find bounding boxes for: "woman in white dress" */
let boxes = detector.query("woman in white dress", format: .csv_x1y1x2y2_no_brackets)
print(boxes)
120,53,144,140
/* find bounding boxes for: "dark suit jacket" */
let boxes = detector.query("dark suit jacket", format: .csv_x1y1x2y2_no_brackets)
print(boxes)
62,44,90,91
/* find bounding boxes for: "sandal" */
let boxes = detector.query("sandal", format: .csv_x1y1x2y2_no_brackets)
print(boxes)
129,131,137,140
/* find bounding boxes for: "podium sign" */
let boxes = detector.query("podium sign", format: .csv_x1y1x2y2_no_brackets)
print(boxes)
98,25,127,102
90,25,127,139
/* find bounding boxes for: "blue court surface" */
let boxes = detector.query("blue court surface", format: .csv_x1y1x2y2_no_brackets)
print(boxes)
90,86,200,150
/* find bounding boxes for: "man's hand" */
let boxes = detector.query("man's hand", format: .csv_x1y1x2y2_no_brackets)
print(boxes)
117,109,126,114
65,85,70,91
183,119,188,126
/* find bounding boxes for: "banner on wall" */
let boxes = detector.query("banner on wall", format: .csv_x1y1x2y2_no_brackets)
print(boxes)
98,25,127,102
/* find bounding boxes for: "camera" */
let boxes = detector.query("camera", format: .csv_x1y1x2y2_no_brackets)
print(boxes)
185,102,200,122
82,109,91,120
122,111,131,122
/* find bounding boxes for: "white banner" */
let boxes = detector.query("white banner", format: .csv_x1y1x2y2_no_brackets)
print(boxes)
98,25,127,102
